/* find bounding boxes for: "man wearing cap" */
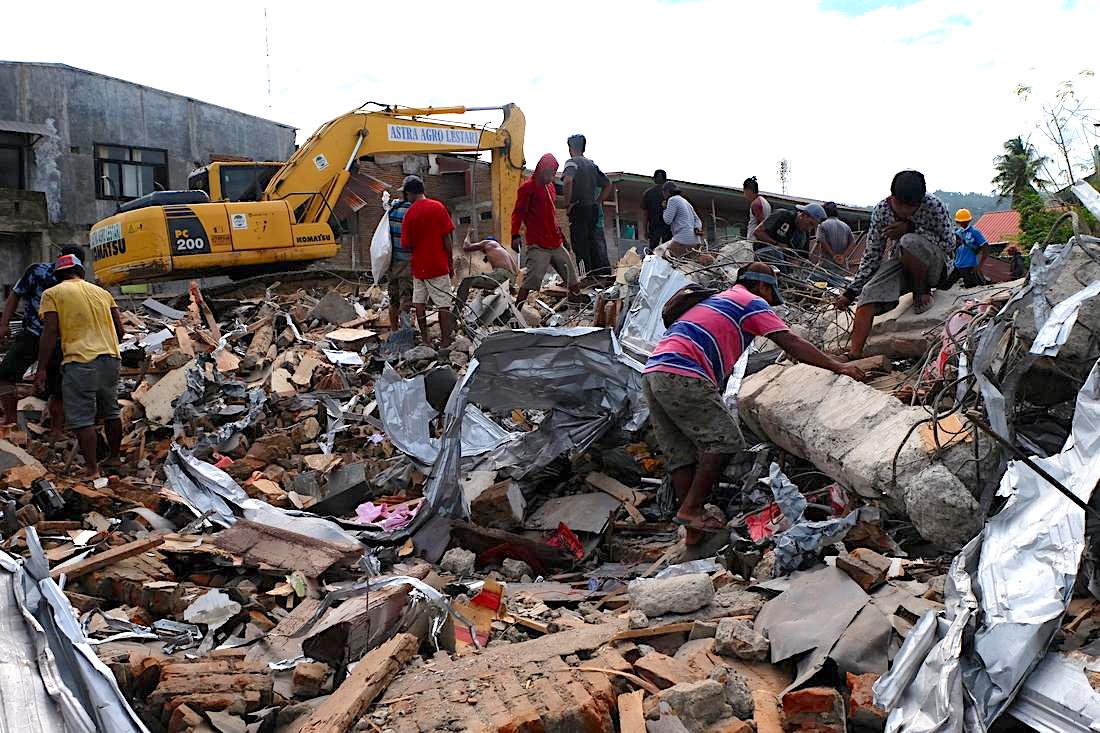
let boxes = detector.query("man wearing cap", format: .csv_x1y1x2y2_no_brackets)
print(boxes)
752,203,826,254
947,208,988,288
385,176,418,330
34,254,125,477
0,244,85,437
399,176,456,348
643,262,865,543
513,153,584,304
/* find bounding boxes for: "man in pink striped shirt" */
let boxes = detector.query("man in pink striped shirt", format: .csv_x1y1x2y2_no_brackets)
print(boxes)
643,263,864,542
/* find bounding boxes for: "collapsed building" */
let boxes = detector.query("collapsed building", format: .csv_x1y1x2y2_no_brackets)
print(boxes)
0,185,1099,733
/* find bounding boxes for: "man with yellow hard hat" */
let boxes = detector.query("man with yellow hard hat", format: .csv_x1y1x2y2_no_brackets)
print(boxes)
948,208,988,288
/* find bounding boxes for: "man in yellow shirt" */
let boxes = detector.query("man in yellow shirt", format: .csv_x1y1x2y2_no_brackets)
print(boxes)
34,254,125,477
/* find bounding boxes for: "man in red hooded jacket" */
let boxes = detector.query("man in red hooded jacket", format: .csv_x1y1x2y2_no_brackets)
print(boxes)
512,153,583,303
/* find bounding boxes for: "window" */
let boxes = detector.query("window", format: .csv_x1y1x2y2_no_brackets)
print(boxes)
0,145,23,189
219,164,279,202
95,144,168,200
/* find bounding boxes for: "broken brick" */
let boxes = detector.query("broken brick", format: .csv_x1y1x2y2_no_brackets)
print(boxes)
846,672,886,732
781,686,846,733
836,548,891,591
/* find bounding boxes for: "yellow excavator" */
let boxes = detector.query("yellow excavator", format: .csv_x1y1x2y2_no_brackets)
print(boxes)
89,104,526,286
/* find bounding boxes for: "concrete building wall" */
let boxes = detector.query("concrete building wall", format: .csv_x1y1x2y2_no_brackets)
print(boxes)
0,62,296,254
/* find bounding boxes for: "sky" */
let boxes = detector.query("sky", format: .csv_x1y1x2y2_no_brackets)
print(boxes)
5,0,1100,206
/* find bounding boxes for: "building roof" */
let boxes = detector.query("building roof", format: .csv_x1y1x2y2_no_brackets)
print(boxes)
974,210,1021,244
604,171,871,219
0,61,296,131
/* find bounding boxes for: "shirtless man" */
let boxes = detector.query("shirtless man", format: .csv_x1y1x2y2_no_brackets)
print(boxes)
455,237,520,306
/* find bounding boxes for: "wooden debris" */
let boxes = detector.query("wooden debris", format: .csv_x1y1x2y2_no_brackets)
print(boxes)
617,689,647,733
297,632,419,733
51,535,165,580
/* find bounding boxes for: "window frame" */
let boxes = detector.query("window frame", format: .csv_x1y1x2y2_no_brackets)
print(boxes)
94,143,169,201
0,144,25,190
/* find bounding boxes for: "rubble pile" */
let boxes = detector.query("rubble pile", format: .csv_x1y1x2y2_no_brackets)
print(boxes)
4,201,1100,732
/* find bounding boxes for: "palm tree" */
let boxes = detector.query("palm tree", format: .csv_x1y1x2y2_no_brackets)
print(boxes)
992,137,1051,203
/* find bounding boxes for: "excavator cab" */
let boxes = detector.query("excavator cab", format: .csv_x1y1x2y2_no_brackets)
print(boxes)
188,161,284,202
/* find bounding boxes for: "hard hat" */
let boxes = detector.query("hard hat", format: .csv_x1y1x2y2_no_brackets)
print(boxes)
955,208,972,223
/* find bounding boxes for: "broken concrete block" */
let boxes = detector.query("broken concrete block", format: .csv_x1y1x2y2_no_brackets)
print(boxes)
500,558,532,580
781,686,846,733
846,672,886,732
628,573,715,617
0,439,45,475
739,363,981,548
137,361,195,426
708,666,754,721
635,651,696,689
627,609,650,629
714,618,769,662
836,548,891,592
308,291,357,325
656,680,732,732
713,587,768,618
467,478,526,530
292,661,330,699
440,547,476,577
401,345,437,363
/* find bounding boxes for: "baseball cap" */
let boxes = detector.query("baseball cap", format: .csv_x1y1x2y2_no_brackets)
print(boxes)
55,253,84,273
400,175,424,192
796,203,827,223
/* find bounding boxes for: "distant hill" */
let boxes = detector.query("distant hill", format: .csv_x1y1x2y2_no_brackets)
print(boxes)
932,190,1009,219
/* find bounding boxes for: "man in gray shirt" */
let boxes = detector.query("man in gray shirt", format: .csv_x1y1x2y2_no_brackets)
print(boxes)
661,181,703,256
815,201,855,264
562,134,612,278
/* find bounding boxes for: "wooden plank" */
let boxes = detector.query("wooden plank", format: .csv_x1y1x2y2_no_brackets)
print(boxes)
50,535,164,580
586,472,645,506
617,690,646,733
298,633,419,733
611,622,695,642
847,354,888,372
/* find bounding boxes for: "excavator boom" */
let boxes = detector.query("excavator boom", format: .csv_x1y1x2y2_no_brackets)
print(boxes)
89,104,525,286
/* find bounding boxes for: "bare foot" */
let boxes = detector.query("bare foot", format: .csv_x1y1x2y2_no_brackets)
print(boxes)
913,292,934,314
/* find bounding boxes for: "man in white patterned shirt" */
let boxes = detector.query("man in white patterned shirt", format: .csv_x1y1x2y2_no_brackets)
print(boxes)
833,170,954,359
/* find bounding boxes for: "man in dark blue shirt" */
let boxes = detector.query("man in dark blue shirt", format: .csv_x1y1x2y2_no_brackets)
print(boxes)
0,244,84,434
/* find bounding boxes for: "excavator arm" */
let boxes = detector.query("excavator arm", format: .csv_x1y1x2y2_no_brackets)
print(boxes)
263,104,526,242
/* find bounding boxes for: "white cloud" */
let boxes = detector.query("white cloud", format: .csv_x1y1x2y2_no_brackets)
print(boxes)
5,0,1098,204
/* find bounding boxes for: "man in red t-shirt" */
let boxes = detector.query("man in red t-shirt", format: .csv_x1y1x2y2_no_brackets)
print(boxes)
512,153,583,304
400,176,456,348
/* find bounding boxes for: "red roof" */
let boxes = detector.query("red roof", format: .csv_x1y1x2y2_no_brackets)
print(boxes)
973,210,1020,244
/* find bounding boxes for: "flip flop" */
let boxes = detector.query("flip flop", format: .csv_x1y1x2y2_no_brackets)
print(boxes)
672,506,728,533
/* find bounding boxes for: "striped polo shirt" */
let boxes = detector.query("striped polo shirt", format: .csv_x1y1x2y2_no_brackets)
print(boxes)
644,285,789,387
389,200,412,262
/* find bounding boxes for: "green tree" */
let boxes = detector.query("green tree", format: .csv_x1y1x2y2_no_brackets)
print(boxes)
992,136,1050,203
1015,188,1071,246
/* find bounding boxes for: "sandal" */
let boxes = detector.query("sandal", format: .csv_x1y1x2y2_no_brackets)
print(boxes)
673,505,728,533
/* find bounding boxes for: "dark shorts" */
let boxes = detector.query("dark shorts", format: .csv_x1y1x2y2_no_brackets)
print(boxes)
857,233,946,314
62,355,121,429
387,259,414,309
0,332,62,397
642,371,744,472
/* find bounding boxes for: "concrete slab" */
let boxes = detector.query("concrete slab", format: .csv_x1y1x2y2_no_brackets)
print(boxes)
739,363,981,548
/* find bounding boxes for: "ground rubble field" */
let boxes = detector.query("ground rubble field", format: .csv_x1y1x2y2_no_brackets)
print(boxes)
4,228,1100,733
